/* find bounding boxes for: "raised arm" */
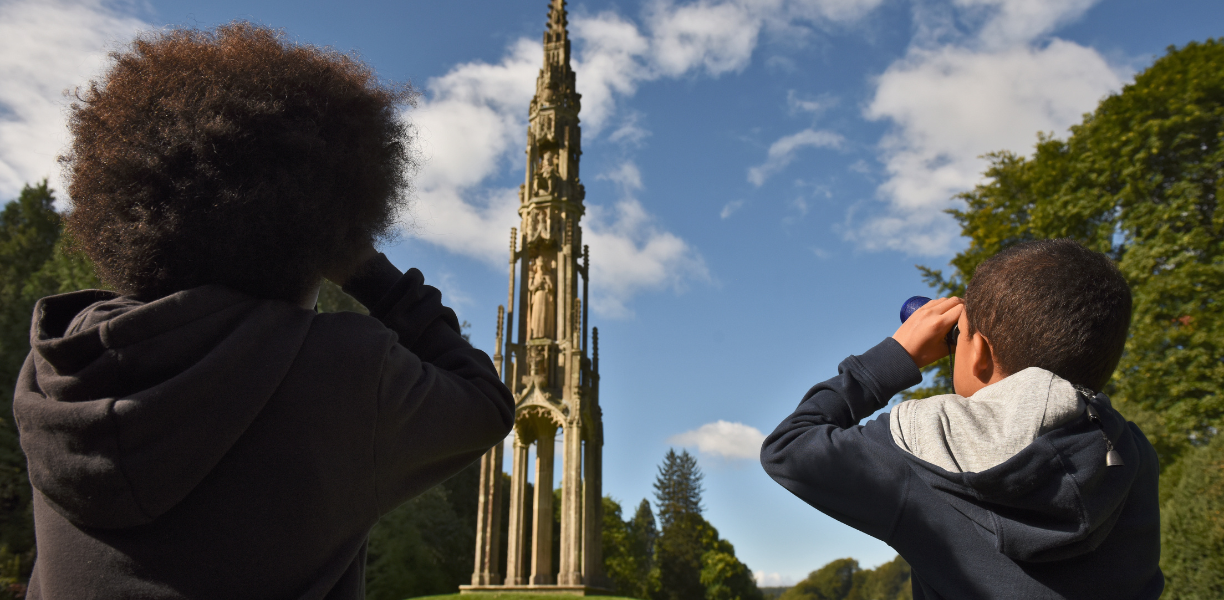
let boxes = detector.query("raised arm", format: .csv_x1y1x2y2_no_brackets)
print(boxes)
760,338,922,539
340,252,515,513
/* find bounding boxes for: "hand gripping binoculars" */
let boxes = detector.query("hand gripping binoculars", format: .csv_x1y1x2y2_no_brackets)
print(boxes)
900,296,959,347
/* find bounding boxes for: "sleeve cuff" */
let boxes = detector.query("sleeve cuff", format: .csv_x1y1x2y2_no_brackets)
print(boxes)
858,338,924,399
341,253,403,311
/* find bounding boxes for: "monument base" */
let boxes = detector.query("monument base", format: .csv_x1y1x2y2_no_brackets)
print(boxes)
459,585,611,596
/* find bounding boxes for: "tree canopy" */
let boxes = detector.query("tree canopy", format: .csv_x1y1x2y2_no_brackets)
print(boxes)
654,448,705,528
601,450,760,600
0,182,105,597
779,556,911,600
604,498,659,599
913,39,1223,460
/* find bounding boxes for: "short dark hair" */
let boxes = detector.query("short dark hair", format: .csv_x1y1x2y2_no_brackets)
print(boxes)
965,238,1132,391
62,23,416,302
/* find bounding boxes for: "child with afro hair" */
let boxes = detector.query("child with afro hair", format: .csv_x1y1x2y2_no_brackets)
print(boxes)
13,23,514,599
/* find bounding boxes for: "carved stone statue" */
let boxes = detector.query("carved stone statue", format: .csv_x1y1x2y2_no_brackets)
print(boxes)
526,206,545,240
535,151,558,196
528,258,556,339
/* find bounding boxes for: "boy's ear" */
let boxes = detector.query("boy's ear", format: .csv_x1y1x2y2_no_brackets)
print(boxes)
971,332,1005,385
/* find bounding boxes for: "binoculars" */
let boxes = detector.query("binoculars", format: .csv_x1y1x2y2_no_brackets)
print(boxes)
900,296,959,348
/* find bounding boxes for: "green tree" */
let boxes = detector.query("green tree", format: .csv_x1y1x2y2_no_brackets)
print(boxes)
364,461,480,599
365,486,467,599
781,556,911,600
316,279,368,314
604,497,659,599
1160,433,1224,598
915,38,1224,457
700,536,763,600
847,556,911,600
0,182,106,597
651,449,761,600
911,39,1224,598
628,499,660,593
780,558,857,600
653,449,707,600
654,449,704,528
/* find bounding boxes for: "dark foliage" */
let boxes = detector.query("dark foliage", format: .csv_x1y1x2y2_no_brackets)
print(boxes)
908,39,1224,598
1160,434,1224,598
365,461,481,599
0,183,105,596
655,512,709,600
648,449,761,600
779,556,911,600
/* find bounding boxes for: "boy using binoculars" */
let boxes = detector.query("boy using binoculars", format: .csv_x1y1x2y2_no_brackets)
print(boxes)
761,238,1161,599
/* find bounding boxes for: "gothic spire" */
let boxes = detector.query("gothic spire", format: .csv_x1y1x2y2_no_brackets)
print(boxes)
542,0,573,74
547,0,568,44
533,0,578,116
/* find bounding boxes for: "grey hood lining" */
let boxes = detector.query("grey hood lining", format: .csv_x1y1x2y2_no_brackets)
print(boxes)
889,367,1085,474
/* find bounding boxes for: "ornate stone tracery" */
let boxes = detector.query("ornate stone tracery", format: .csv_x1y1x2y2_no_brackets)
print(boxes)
464,0,604,593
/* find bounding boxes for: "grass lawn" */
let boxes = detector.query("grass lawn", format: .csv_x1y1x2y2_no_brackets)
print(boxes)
412,594,640,600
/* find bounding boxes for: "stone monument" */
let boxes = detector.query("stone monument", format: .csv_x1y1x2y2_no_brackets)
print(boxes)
461,0,605,593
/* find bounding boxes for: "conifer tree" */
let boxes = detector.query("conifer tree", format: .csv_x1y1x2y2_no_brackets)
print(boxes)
629,498,659,569
653,448,705,528
652,449,706,600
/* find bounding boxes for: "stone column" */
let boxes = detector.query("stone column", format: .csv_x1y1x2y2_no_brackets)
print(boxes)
505,437,530,585
558,421,584,585
470,443,504,585
582,436,603,585
530,426,557,585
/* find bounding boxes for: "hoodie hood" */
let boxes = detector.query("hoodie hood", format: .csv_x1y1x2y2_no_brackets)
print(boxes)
888,369,1144,563
890,367,1085,473
13,287,314,530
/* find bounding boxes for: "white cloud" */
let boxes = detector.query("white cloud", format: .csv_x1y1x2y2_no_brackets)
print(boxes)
609,111,652,147
748,128,844,186
572,11,652,132
787,90,837,115
648,1,760,78
598,161,645,194
720,199,745,219
585,184,709,317
0,0,149,201
0,0,896,319
851,0,1125,255
403,38,538,263
755,571,798,586
404,0,893,317
790,196,809,217
436,270,475,311
953,0,1098,50
668,420,766,460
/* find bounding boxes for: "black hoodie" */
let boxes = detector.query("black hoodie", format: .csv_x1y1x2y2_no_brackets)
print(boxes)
13,255,515,599
760,339,1162,599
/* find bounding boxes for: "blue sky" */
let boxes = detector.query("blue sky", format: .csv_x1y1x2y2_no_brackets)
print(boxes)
2,0,1221,587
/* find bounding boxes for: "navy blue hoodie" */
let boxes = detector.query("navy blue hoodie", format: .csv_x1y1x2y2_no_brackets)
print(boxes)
760,338,1162,599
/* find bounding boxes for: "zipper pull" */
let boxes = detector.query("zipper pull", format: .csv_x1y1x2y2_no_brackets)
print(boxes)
1085,404,1124,467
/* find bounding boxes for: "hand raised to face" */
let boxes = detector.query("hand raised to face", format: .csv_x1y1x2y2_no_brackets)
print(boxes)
322,243,380,287
892,297,963,369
